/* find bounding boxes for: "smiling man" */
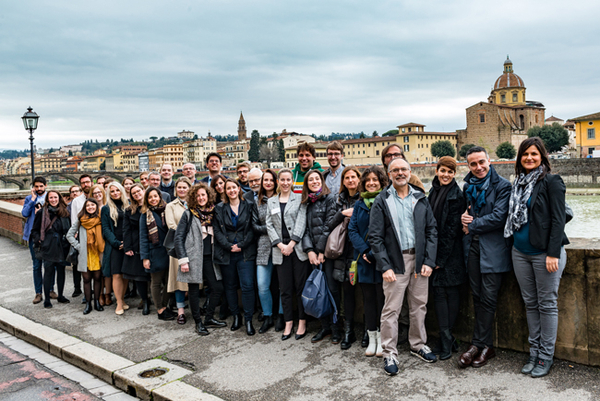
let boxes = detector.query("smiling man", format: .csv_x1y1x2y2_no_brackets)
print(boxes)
182,163,200,184
323,141,345,195
292,142,323,193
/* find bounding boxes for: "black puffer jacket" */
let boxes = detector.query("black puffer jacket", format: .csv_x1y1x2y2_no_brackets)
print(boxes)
326,190,360,261
30,209,71,264
302,194,336,255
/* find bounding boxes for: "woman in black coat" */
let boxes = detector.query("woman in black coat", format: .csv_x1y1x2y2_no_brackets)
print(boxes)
427,156,467,360
30,190,71,308
301,170,338,344
214,179,257,335
122,184,151,315
139,187,174,321
325,167,361,350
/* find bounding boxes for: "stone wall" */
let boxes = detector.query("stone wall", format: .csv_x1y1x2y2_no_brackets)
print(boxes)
0,201,25,244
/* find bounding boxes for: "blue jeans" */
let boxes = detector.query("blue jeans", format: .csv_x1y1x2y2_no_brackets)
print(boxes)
175,290,186,309
29,241,43,294
222,253,256,321
257,258,283,317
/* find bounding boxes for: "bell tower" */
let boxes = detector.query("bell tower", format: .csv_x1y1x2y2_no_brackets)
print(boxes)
238,111,247,141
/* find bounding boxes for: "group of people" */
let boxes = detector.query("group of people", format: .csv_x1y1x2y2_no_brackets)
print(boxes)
22,137,569,378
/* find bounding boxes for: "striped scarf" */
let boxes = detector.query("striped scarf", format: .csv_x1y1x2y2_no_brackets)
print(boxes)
146,204,166,245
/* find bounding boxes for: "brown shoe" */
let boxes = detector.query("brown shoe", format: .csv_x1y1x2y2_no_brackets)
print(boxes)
105,295,113,306
99,294,105,306
458,345,480,368
472,346,496,368
33,294,43,304
177,314,187,325
49,291,59,299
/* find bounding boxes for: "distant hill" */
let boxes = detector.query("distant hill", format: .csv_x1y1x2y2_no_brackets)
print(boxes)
0,149,28,159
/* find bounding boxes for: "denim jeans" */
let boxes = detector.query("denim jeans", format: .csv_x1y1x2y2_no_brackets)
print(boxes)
257,258,283,317
29,241,43,294
222,252,256,321
174,290,186,309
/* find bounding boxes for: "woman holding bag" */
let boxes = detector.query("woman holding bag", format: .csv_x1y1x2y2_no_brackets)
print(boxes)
325,166,361,350
266,169,309,340
505,137,569,378
348,166,387,357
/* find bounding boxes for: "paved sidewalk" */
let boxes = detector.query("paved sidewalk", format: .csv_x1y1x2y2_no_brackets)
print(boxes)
0,236,598,400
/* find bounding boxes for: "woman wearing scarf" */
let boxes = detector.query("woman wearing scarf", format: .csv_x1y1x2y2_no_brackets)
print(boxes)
427,156,467,360
325,166,361,350
348,166,388,357
214,179,257,335
30,190,72,309
266,169,309,340
140,187,174,321
165,177,192,324
175,183,226,336
101,182,130,315
300,170,337,344
122,184,151,315
67,198,105,314
504,137,569,378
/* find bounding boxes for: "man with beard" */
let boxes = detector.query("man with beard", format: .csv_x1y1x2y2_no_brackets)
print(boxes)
22,176,50,304
323,141,345,195
69,174,94,301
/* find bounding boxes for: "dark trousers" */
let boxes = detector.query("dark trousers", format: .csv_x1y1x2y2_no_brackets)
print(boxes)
433,285,461,331
150,269,170,310
221,253,255,321
277,252,310,322
319,259,341,329
202,254,223,320
44,262,65,302
136,281,149,301
467,239,504,348
361,282,384,331
343,280,356,322
82,270,102,301
72,264,82,291
29,241,44,294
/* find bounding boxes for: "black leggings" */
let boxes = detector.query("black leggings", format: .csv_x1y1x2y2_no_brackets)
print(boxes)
277,252,310,322
433,285,461,331
343,280,356,322
82,270,102,302
135,281,149,301
361,282,384,331
44,263,65,301
201,254,224,320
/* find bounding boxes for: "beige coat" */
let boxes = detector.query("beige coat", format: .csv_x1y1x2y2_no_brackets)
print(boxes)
165,198,189,293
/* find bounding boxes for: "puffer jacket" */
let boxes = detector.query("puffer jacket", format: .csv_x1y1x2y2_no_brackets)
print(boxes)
326,190,360,261
302,194,336,255
30,208,71,264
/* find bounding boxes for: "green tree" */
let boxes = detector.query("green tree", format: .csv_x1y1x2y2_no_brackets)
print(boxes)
149,136,158,142
527,123,569,153
431,140,456,158
372,130,379,137
276,139,285,162
383,129,399,137
100,161,106,170
496,142,516,159
359,132,366,139
459,143,476,159
248,129,261,162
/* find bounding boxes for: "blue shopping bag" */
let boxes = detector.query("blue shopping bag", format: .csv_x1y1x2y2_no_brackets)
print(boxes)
302,264,338,323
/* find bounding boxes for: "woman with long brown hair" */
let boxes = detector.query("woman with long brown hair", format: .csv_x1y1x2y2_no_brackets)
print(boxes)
210,174,227,205
30,190,71,308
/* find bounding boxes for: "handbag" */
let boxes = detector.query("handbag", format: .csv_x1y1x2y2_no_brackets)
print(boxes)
302,264,338,323
324,217,350,259
66,245,79,265
163,228,178,258
349,232,367,286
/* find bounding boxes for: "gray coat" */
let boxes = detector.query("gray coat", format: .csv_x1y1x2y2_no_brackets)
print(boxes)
266,192,307,265
66,220,101,273
252,200,273,266
174,210,222,284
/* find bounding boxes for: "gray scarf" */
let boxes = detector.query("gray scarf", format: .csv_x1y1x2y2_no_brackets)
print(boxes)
504,166,543,238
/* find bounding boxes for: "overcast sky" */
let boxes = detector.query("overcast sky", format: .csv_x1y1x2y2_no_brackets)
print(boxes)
1,0,598,149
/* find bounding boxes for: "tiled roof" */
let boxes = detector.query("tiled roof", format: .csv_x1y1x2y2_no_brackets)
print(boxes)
571,112,600,121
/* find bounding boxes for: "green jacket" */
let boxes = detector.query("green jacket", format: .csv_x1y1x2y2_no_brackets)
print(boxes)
292,161,323,193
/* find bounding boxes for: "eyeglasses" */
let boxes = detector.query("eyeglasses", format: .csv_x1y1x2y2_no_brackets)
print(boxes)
327,152,342,157
389,168,410,175
384,153,403,159
70,189,81,194
92,191,103,196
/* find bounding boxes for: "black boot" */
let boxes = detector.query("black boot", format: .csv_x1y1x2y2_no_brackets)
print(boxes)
340,320,356,350
195,320,209,336
432,337,443,355
331,323,342,345
259,316,274,334
83,301,92,315
204,317,227,328
275,314,285,332
361,327,369,348
246,319,256,336
94,300,104,312
142,300,150,316
231,314,242,331
311,328,332,343
439,329,453,360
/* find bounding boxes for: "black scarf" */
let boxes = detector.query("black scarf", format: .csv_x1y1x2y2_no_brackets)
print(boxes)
428,176,454,226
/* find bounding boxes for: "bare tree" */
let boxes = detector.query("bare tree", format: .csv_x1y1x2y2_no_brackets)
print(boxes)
259,144,278,167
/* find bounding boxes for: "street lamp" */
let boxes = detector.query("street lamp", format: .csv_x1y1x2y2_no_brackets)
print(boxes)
22,107,39,184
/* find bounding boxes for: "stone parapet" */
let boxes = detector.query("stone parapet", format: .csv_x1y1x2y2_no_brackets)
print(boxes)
0,200,25,244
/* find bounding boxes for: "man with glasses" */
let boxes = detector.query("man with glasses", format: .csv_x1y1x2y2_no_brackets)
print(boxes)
369,157,438,375
148,172,171,202
236,161,252,193
201,153,226,186
323,141,345,195
244,168,263,203
381,144,425,192
182,163,200,184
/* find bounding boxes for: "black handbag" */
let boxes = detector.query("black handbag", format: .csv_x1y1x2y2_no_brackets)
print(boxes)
66,245,79,265
163,228,178,258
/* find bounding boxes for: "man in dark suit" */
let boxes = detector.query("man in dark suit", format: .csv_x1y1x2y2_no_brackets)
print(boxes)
201,153,225,186
148,172,171,203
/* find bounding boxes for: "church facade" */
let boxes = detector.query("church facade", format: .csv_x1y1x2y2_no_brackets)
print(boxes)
457,57,545,158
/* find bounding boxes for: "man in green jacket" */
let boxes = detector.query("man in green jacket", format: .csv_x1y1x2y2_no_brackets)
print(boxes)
292,142,323,194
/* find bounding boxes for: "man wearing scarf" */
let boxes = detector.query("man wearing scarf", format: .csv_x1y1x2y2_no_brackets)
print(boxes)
22,177,48,304
458,146,512,369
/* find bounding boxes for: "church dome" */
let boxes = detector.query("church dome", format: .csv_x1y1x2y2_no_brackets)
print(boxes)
493,56,525,89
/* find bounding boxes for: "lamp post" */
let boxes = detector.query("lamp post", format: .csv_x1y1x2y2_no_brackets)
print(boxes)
22,107,39,184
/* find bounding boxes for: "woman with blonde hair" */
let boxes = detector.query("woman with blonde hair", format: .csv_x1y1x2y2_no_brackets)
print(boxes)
101,181,130,315
165,177,192,324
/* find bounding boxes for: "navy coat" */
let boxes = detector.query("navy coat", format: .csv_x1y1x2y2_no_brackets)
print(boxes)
462,165,512,274
347,199,382,284
139,211,170,274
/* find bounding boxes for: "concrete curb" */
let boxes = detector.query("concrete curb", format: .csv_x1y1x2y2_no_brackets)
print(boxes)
0,306,223,401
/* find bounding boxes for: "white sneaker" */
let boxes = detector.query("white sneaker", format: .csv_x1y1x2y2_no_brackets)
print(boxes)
365,330,377,357
376,330,383,358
